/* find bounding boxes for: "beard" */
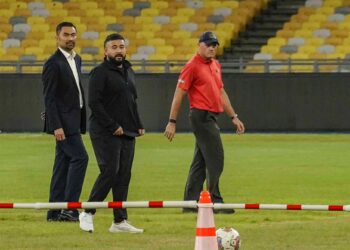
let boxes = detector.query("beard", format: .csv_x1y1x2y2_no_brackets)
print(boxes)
107,54,125,66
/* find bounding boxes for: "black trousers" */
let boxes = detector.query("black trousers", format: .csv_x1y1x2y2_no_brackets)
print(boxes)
86,134,135,223
48,134,88,219
184,109,224,203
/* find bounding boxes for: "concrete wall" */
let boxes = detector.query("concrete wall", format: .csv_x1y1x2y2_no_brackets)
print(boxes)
0,73,349,132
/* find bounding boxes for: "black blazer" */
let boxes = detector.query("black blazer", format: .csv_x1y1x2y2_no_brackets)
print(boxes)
42,49,86,135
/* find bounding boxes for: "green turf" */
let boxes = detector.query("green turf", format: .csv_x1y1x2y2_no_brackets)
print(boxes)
1,133,350,249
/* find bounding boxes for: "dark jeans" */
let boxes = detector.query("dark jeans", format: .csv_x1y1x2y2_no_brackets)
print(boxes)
86,134,135,223
47,134,88,219
184,109,224,203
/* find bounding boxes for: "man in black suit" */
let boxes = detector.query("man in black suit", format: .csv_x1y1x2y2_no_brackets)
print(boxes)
43,22,88,222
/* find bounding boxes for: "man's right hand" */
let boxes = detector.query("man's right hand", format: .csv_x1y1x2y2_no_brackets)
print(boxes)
113,126,124,136
54,128,65,141
164,122,176,142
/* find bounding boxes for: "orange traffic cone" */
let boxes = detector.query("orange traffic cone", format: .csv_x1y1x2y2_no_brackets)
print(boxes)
194,191,218,250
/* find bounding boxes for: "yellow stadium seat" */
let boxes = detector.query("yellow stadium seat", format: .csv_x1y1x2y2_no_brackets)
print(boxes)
306,37,324,46
267,37,287,46
291,65,314,72
298,7,315,16
142,24,162,32
261,45,280,54
6,47,25,56
294,29,313,38
283,22,302,31
116,1,133,9
68,9,87,17
22,39,39,48
44,46,56,54
27,16,46,25
326,53,345,59
151,1,169,9
171,16,190,24
336,45,350,54
321,22,339,30
14,9,31,17
221,1,239,9
0,65,17,73
81,1,99,9
308,14,327,23
338,22,350,31
159,8,177,16
31,24,51,33
172,30,191,39
9,2,27,9
325,37,343,46
276,30,295,38
309,53,327,59
148,53,168,60
290,53,309,59
45,1,63,9
216,22,236,33
80,53,93,60
0,32,7,40
135,16,153,24
49,9,68,17
177,8,195,17
39,39,57,48
316,6,335,15
273,53,290,60
36,54,50,61
141,8,159,17
86,9,104,17
323,0,342,8
25,47,44,55
332,29,349,38
22,66,43,74
318,65,338,72
198,23,216,32
298,45,317,54
167,1,186,9
136,31,154,39
291,14,309,23
156,45,175,56
167,54,187,60
147,38,166,46
0,23,13,33
302,22,321,31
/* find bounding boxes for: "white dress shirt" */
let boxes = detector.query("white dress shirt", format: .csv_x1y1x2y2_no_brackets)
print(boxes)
58,47,83,108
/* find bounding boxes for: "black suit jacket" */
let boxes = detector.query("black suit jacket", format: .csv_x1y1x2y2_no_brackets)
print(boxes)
42,49,86,135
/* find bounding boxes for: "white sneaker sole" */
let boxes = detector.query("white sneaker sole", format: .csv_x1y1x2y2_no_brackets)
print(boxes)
109,228,144,234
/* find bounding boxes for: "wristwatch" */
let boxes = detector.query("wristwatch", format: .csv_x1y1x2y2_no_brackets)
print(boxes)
231,114,238,120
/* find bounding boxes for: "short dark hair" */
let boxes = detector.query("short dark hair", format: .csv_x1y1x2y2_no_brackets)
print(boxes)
56,22,76,35
104,33,125,48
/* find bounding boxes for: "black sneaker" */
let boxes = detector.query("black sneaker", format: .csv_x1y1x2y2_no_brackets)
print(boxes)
182,208,198,213
47,209,60,222
58,209,79,222
214,208,235,214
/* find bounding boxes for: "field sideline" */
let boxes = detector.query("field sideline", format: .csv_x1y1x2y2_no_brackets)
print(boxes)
1,133,350,249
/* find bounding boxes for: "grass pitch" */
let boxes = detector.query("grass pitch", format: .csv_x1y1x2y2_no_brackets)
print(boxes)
1,133,350,249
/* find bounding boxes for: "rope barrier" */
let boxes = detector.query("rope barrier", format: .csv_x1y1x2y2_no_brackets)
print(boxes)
1,201,349,212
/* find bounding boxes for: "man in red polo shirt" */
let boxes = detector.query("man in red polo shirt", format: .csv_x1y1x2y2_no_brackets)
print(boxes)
164,31,245,213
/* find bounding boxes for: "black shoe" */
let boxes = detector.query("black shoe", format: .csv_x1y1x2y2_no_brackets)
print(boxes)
47,209,60,222
182,208,198,213
214,208,235,214
58,209,79,222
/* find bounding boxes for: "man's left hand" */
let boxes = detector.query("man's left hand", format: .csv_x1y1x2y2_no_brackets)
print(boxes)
138,129,145,136
233,118,245,134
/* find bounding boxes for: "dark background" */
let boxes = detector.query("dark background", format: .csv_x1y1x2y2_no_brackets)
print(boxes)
0,73,349,132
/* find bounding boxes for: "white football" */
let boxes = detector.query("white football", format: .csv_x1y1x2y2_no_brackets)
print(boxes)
216,227,241,250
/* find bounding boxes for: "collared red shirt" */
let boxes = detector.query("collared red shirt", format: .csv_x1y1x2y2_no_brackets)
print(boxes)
177,53,224,113
58,47,83,108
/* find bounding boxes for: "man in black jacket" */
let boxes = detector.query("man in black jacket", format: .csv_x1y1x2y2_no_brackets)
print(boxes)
79,33,144,233
43,22,88,222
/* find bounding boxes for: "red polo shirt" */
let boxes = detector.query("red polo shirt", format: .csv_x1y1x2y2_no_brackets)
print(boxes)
177,53,224,113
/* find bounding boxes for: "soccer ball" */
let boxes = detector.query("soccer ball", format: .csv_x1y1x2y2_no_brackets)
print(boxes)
216,227,241,250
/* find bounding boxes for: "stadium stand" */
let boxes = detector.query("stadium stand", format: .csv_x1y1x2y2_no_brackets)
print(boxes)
244,0,350,72
0,0,269,73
